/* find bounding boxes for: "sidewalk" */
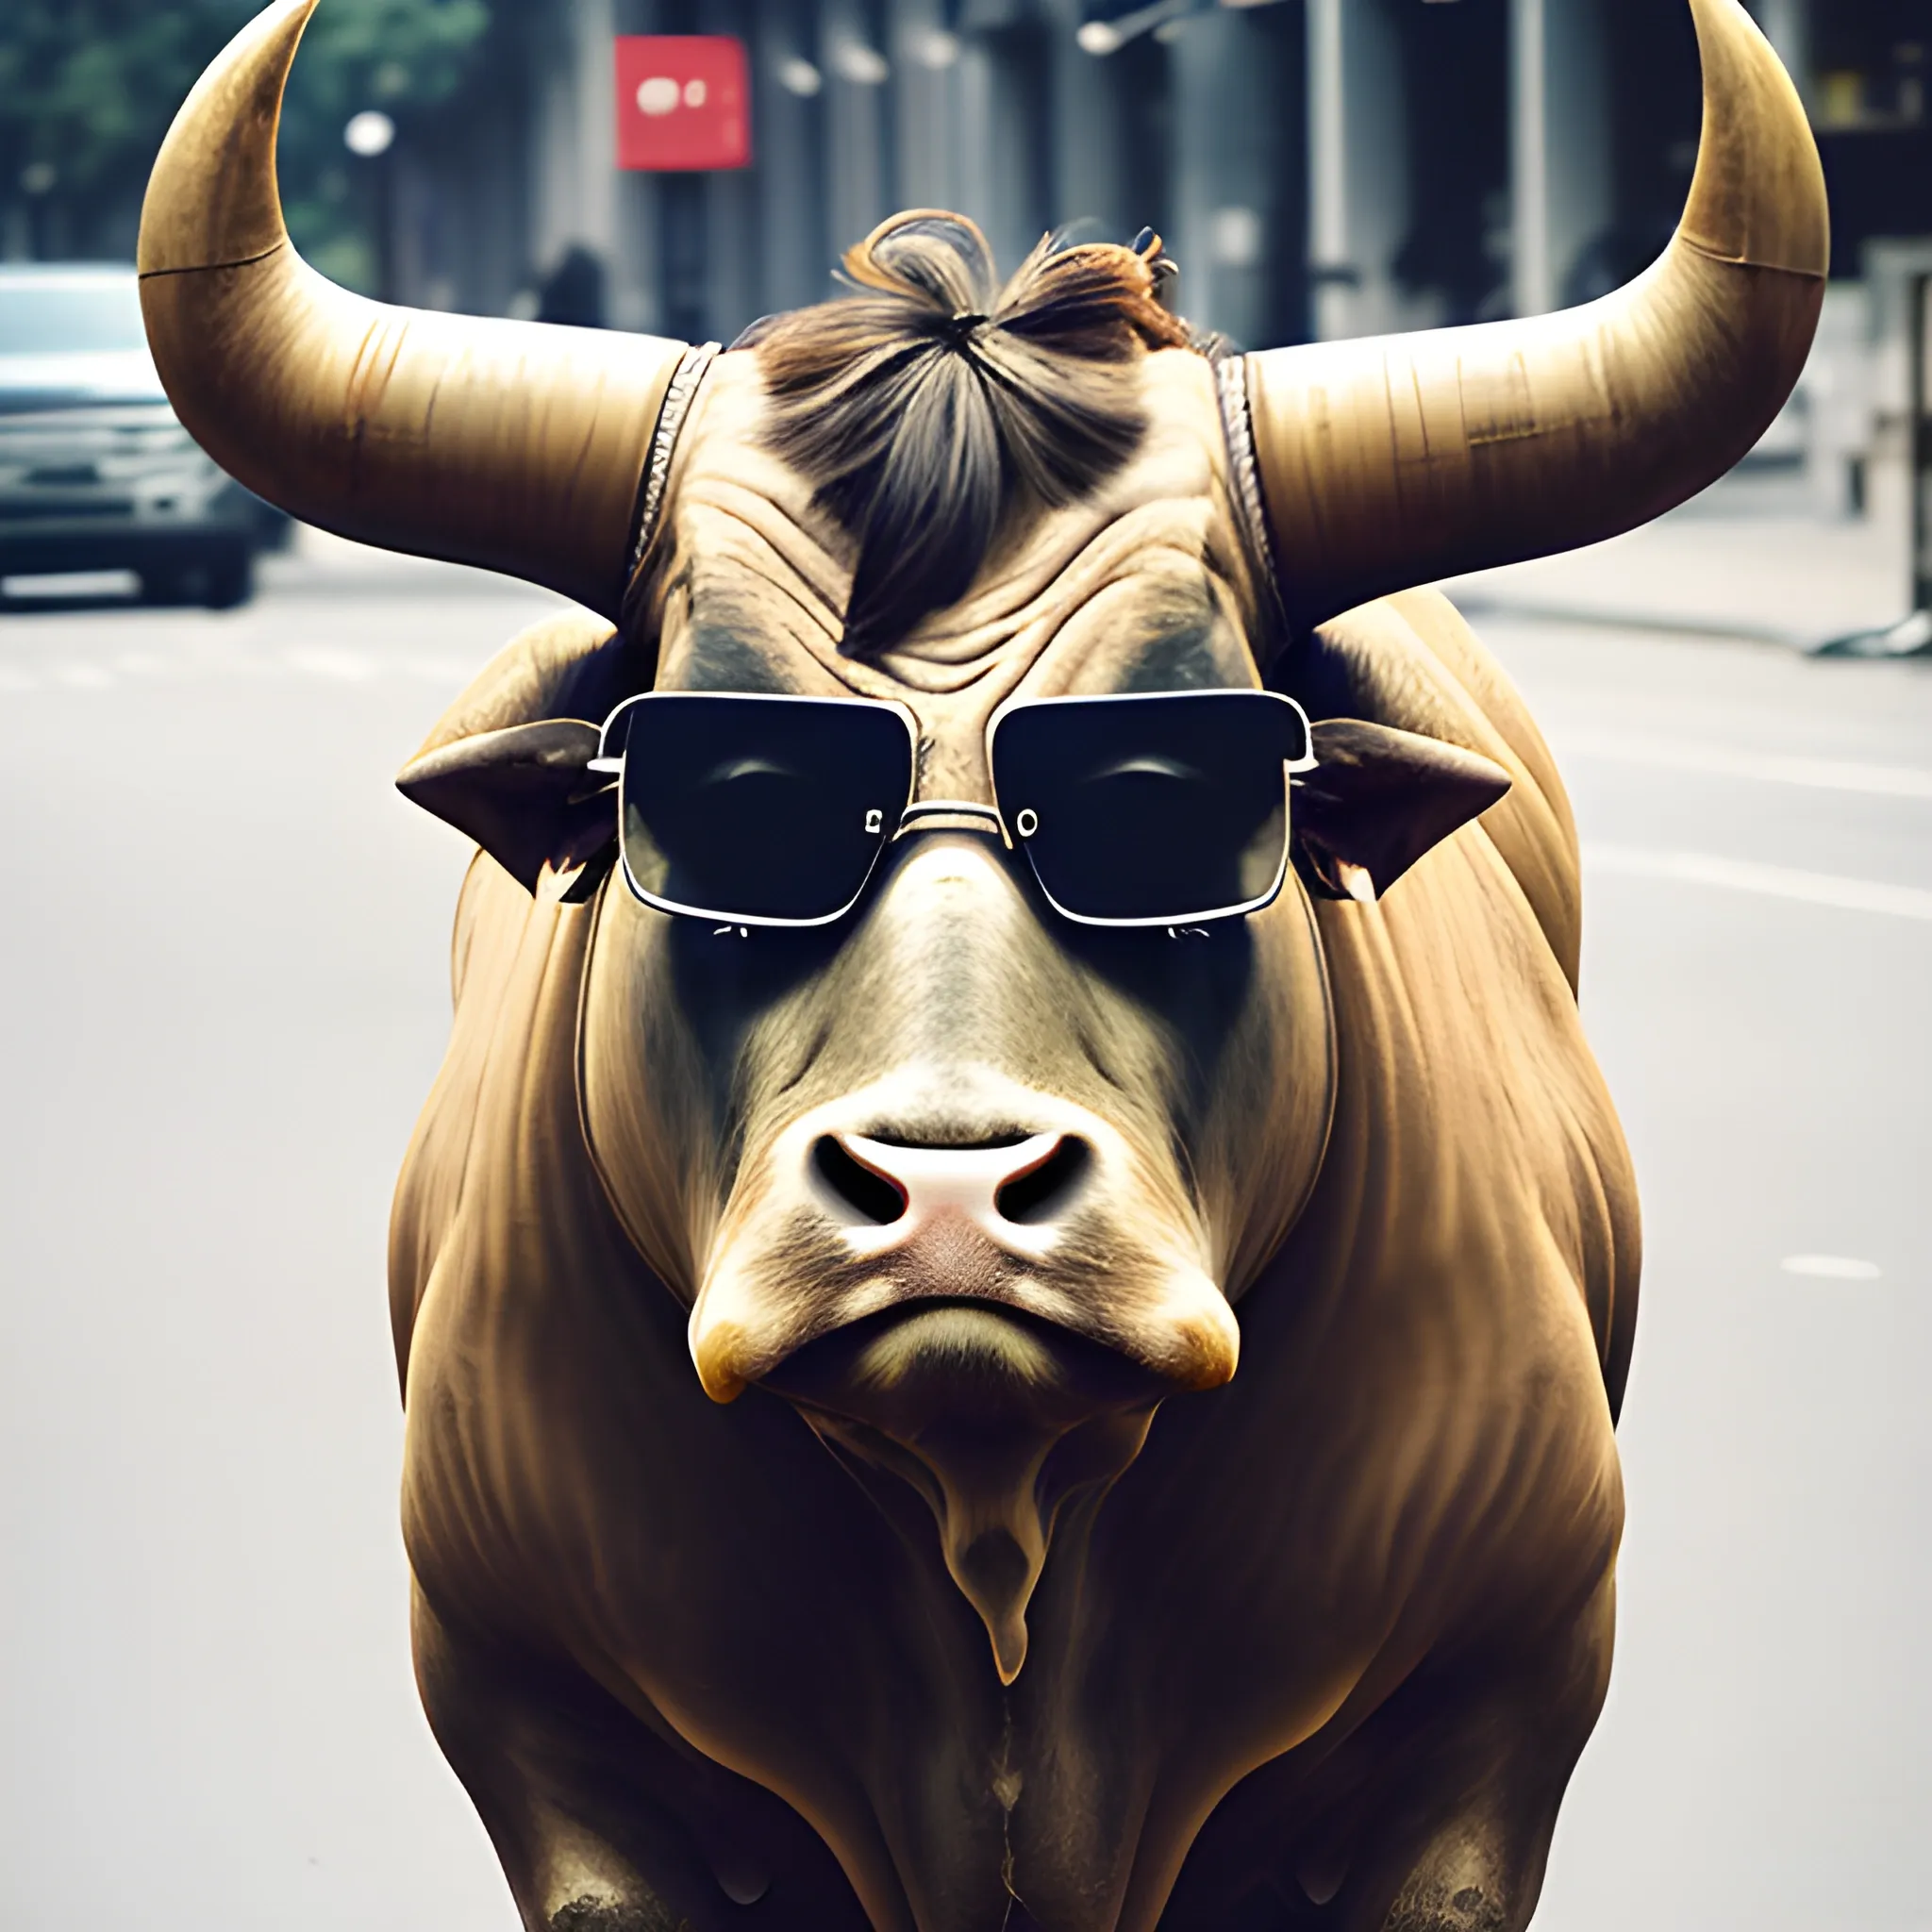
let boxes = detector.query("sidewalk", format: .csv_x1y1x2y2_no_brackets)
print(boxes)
1440,489,1912,650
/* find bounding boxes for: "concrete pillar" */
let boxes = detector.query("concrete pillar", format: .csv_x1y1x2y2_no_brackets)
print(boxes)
1046,0,1132,242
949,25,1051,281
952,41,996,263
528,0,669,325
697,0,760,343
702,170,759,345
892,0,962,213
1510,0,1609,317
1307,0,1408,341
526,21,581,278
1752,0,1812,109
536,0,623,278
457,89,533,315
753,0,831,313
1171,4,1296,349
822,0,893,263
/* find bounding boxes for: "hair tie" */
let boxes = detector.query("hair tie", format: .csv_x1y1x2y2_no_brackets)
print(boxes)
944,310,991,342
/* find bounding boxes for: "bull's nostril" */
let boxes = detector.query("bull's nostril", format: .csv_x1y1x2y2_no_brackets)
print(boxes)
862,1130,1035,1152
813,1136,908,1226
996,1138,1091,1224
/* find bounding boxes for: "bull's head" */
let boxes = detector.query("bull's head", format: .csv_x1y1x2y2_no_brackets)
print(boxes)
140,0,1825,1683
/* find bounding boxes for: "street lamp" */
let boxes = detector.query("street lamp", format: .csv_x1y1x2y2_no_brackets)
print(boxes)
343,109,395,158
342,111,397,301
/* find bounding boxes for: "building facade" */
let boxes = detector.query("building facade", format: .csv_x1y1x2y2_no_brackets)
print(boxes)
388,0,1928,358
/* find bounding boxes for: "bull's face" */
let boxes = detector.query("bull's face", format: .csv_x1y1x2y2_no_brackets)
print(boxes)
577,350,1337,1679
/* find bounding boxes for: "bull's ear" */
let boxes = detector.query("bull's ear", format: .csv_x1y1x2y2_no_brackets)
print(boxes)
1292,719,1511,904
396,720,614,895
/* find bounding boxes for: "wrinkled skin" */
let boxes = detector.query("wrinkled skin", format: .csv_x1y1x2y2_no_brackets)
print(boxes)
391,347,1637,1932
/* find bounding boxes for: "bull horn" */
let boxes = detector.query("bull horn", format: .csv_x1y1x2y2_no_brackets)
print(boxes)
1243,0,1828,634
137,0,689,618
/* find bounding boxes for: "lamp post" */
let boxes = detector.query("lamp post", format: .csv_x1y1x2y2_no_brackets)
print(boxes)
1914,274,1932,623
343,108,397,302
1817,275,1932,658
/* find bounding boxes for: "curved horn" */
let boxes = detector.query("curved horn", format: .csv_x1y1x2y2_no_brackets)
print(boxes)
1244,0,1828,634
138,0,689,618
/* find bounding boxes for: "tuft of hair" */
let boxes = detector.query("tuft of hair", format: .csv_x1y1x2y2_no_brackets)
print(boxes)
754,210,1196,658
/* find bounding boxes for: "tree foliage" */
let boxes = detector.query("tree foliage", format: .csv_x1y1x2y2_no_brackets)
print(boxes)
0,0,501,275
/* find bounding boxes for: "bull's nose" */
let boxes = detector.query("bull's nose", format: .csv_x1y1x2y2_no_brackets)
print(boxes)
689,1078,1239,1410
812,1132,1091,1260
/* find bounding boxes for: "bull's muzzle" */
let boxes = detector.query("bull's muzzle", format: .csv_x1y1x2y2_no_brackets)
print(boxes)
689,1083,1240,1681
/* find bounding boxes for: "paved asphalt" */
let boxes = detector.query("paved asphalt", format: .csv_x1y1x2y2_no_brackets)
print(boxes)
0,535,1925,1932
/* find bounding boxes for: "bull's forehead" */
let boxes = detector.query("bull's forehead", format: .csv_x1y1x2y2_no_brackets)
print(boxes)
641,346,1264,801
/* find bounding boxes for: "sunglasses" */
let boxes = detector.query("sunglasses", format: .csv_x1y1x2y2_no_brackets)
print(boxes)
587,689,1317,930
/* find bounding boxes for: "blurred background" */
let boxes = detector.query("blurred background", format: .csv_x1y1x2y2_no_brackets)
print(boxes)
8,0,1932,606
5,0,1931,349
1,4,1928,1931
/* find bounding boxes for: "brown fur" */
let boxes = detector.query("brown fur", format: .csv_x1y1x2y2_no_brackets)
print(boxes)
756,211,1193,657
391,571,1635,1932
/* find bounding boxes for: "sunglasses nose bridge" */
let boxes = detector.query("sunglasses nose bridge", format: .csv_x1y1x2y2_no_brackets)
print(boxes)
892,799,1008,844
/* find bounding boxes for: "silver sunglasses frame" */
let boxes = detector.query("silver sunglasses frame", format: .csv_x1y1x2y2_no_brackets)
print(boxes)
984,687,1319,930
590,686,1319,931
591,690,921,929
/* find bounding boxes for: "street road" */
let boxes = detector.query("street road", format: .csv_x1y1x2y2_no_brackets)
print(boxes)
1,536,1925,1931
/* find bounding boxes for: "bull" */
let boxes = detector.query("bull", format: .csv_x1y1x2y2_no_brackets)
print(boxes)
137,4,1826,1928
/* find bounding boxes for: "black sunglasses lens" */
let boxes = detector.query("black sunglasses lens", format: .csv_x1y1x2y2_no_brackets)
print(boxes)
992,693,1304,923
615,697,911,923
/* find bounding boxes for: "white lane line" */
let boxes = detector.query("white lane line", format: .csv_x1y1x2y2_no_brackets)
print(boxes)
1781,1255,1884,1281
284,645,377,682
110,651,180,678
1584,842,1932,922
1560,727,1932,801
0,648,473,694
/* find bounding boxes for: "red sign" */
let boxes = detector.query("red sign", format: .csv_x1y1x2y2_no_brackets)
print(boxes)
615,36,751,172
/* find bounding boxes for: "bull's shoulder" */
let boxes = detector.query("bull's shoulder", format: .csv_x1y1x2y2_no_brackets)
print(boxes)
1297,589,1582,991
390,855,537,1381
391,850,604,1388
390,608,632,1382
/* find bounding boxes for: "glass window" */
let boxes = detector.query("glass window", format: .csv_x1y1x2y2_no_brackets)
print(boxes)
0,277,148,356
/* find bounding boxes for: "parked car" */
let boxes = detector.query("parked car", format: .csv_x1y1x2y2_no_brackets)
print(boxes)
0,263,287,607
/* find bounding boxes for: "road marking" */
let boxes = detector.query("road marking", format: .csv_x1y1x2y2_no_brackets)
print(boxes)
1781,1254,1883,1281
111,651,180,678
0,645,473,697
283,646,377,682
1584,842,1932,922
1560,727,1932,801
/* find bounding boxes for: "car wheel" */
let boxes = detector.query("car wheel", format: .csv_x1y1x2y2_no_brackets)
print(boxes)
140,560,198,607
141,546,254,610
201,546,254,609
